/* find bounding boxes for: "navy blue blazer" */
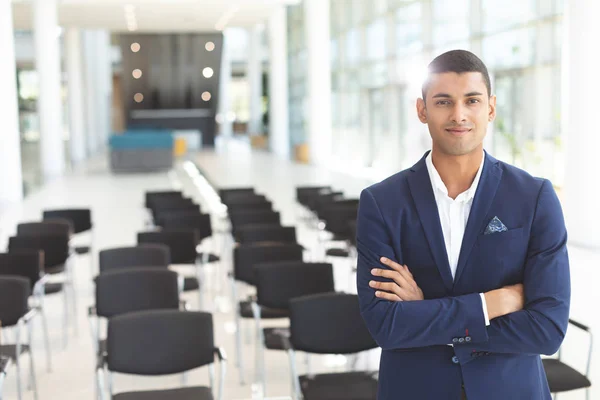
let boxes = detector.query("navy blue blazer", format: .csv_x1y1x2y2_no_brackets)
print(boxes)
356,151,570,400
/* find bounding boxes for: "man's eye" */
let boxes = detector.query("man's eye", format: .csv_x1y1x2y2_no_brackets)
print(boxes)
467,98,480,104
436,100,450,105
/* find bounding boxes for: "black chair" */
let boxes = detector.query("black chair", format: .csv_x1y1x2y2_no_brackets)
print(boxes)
320,204,359,261
98,244,198,298
543,319,592,400
97,310,226,400
296,186,331,208
231,243,304,384
89,268,182,356
227,201,273,214
149,197,200,225
8,234,76,346
284,293,378,400
219,188,256,205
236,225,297,246
252,262,335,390
137,231,206,307
229,210,281,241
42,209,93,255
98,244,170,274
0,252,52,372
144,190,183,209
0,276,38,400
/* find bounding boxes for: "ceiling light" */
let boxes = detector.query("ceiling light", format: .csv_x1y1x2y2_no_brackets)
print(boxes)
201,92,212,101
130,42,141,52
202,67,214,78
132,69,143,79
205,42,215,52
134,93,144,103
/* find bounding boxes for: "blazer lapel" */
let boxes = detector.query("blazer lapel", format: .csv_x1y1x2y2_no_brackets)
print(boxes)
407,153,454,292
453,152,503,287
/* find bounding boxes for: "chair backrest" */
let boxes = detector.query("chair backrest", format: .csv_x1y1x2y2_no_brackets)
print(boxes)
8,235,69,268
236,225,297,245
95,268,180,318
255,262,335,309
0,276,31,327
229,211,281,237
157,212,213,242
137,230,198,264
145,191,183,208
107,310,215,375
307,191,344,212
150,197,199,218
296,186,331,206
99,245,170,274
321,205,360,237
17,220,73,237
290,293,377,354
219,188,255,203
233,243,304,285
227,201,273,214
43,209,92,233
0,251,43,290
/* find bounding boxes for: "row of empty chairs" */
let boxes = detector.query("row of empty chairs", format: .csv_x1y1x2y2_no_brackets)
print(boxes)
0,209,94,400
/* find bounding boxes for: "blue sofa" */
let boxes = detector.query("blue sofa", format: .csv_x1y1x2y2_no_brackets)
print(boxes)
108,131,174,173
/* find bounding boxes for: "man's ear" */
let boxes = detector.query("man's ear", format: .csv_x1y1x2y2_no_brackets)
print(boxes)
488,95,497,122
416,98,427,124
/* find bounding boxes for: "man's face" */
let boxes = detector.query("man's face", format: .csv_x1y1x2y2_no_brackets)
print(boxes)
416,72,496,157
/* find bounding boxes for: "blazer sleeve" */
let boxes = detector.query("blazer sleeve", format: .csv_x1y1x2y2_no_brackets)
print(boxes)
454,179,571,362
356,188,489,351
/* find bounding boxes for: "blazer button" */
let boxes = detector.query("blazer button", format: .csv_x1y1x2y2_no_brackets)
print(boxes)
452,338,459,344
452,356,459,364
465,336,472,342
458,338,465,343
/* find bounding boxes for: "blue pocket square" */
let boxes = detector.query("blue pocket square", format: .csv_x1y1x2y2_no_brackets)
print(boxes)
484,216,508,235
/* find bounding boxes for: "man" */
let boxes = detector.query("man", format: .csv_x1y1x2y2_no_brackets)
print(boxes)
356,50,570,400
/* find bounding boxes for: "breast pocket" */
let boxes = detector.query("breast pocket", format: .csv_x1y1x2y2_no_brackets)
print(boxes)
474,227,528,283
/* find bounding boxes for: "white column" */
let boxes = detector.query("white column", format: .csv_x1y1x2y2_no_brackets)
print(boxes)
268,6,290,159
218,29,233,138
247,25,263,136
83,30,98,155
0,0,23,204
66,28,87,165
562,0,600,249
34,0,65,179
92,30,112,151
304,0,332,166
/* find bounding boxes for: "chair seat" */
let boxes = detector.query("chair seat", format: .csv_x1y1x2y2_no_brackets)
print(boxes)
325,248,350,257
0,344,30,360
74,246,91,255
299,371,378,400
263,327,289,350
543,358,591,392
45,282,63,294
113,386,213,400
183,277,200,291
197,253,220,263
239,301,289,319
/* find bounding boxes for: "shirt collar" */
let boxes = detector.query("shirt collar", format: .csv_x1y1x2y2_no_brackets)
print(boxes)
425,151,485,202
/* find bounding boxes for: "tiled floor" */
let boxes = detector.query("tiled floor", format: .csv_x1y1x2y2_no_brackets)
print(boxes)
1,137,597,400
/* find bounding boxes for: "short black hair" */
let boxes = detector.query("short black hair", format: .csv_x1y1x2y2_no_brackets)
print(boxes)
421,50,491,101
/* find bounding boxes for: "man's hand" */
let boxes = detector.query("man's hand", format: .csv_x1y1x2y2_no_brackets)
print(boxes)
369,257,424,301
484,283,525,320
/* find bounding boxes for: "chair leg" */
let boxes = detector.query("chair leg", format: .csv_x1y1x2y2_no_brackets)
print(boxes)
27,322,39,400
195,262,204,310
63,283,70,349
68,257,79,337
287,349,302,400
15,324,23,400
234,303,245,385
305,354,311,375
37,291,52,372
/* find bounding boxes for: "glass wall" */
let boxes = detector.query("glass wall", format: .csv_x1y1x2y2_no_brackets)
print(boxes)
322,0,565,185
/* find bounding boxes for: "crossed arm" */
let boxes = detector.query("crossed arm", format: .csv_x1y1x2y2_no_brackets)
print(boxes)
356,180,570,361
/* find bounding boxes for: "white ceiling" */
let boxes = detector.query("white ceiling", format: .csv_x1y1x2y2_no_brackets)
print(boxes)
11,0,299,32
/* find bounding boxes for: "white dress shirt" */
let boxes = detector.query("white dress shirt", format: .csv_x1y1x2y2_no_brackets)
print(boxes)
425,151,490,326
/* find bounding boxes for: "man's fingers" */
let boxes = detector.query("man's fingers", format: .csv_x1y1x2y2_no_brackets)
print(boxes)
374,290,402,302
370,280,402,295
372,268,411,289
380,257,403,272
